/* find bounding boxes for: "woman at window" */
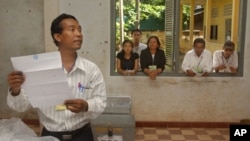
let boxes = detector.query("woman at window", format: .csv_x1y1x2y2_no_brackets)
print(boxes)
140,36,166,80
116,40,139,75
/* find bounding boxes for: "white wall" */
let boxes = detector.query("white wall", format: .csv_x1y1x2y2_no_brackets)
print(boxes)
0,0,44,118
43,0,250,122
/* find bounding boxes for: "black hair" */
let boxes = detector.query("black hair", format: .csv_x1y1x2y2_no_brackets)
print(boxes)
50,13,78,46
121,39,134,54
193,38,206,47
146,36,161,49
223,40,235,50
122,39,133,48
131,29,142,35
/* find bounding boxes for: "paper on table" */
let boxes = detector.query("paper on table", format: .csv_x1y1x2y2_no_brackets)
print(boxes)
11,51,73,108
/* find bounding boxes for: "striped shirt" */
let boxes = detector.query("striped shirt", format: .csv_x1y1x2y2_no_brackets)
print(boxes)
7,55,106,132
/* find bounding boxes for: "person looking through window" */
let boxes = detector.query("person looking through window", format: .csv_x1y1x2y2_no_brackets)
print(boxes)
116,40,139,75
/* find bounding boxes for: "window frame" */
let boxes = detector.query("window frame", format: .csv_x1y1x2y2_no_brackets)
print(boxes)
110,0,247,77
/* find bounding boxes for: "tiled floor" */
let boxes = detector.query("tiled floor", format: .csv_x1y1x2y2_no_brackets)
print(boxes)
136,127,229,141
27,125,229,141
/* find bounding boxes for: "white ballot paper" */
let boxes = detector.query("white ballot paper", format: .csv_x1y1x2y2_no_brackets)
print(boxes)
11,51,73,108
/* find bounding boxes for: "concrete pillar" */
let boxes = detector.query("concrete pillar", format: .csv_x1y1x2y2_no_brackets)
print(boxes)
231,0,239,48
205,0,212,42
44,0,60,52
189,0,195,49
179,3,183,40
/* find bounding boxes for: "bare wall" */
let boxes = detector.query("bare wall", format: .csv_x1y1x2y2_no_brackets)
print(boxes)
0,0,44,118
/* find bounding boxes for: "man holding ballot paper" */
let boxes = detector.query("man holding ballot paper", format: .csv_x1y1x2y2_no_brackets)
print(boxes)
7,14,106,141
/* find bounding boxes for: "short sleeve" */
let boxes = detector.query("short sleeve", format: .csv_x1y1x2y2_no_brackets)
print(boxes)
116,52,124,60
133,53,139,59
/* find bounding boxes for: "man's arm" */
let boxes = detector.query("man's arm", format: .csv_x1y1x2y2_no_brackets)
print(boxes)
7,71,31,112
182,53,196,76
231,51,238,69
84,66,106,119
203,53,213,73
213,51,224,72
7,88,32,112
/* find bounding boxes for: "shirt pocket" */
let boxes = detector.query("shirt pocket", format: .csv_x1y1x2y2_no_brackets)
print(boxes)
73,82,92,100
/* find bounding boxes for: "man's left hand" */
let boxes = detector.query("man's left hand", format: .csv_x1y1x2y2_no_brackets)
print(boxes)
64,99,88,113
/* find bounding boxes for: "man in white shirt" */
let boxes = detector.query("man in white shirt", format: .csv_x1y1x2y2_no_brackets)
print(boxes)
7,14,106,141
131,29,147,56
182,38,213,77
131,29,147,71
213,40,238,74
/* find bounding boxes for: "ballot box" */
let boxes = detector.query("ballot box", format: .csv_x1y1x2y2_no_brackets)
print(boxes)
91,114,135,141
91,96,135,141
103,96,131,114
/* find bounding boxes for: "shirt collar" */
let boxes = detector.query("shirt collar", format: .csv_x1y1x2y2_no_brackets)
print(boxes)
192,49,204,58
73,54,86,72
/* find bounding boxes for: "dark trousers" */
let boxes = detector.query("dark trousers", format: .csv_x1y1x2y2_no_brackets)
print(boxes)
41,123,94,141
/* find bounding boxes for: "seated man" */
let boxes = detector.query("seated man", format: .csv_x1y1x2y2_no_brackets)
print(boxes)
182,38,213,77
213,40,238,74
